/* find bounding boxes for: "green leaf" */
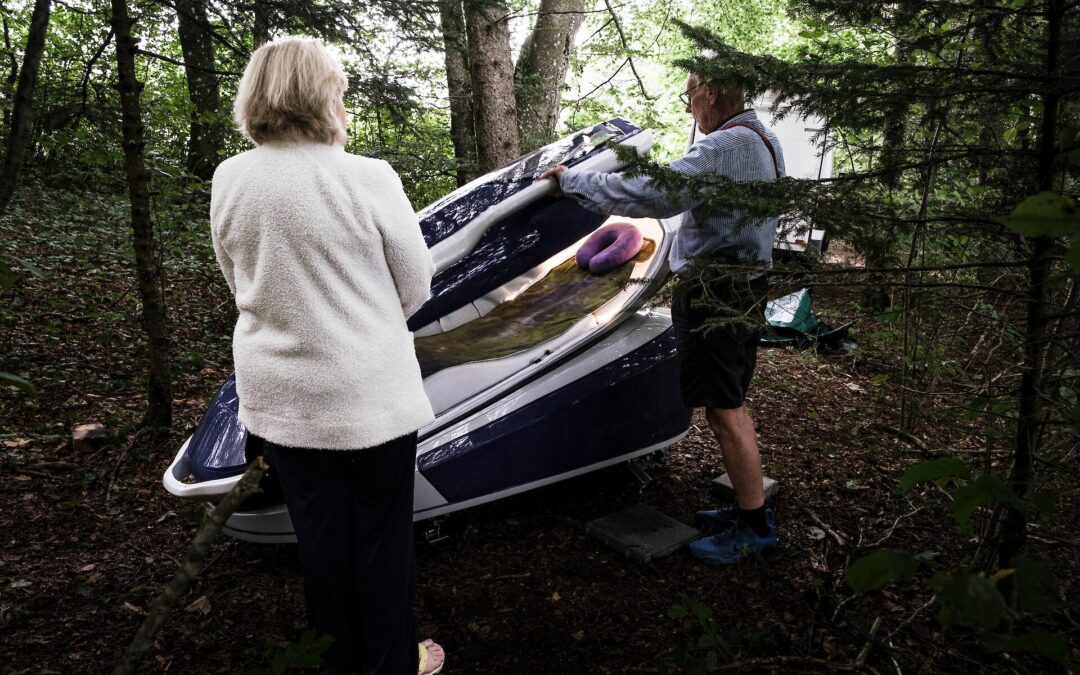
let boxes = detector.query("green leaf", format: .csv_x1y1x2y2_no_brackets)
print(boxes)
962,396,990,420
668,605,689,619
0,259,13,291
977,473,1025,507
994,192,1080,237
1000,630,1069,663
1060,125,1079,151
13,257,49,281
847,550,922,593
952,474,1024,525
952,482,991,525
1067,235,1080,273
1028,491,1055,517
0,372,37,397
927,571,1013,629
690,601,713,623
898,457,971,494
990,397,1018,415
1013,556,1059,613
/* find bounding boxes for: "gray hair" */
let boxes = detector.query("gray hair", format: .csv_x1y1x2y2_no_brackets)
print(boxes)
691,71,745,112
234,37,348,145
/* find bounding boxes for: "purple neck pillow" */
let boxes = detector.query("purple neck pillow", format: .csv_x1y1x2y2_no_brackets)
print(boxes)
575,222,644,274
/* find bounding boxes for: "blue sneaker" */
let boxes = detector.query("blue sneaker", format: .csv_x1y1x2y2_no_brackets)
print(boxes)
694,505,739,533
687,512,778,565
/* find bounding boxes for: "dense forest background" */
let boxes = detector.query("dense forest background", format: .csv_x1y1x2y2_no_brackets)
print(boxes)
0,0,1077,672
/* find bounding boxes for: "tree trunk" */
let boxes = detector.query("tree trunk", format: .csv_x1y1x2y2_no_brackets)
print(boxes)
252,0,270,47
861,37,909,312
464,0,519,172
176,0,223,181
0,0,50,215
996,0,1063,569
439,0,478,185
3,8,18,130
111,0,173,429
514,0,585,152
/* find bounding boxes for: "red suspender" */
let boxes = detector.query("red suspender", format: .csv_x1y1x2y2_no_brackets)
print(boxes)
720,120,780,178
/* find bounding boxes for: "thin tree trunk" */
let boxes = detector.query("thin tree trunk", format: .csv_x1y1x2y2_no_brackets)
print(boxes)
176,0,223,181
0,0,50,215
514,0,585,152
464,0,519,172
111,0,172,429
3,6,18,129
997,0,1062,568
439,0,478,185
862,35,909,312
252,0,270,47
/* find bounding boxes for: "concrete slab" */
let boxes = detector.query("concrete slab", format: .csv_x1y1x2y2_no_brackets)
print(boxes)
711,474,779,501
585,504,700,563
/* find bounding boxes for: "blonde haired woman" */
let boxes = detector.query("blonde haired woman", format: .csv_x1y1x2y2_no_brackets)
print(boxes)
211,37,445,675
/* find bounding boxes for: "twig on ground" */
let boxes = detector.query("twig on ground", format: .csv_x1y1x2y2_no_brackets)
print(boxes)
809,510,848,546
856,616,882,667
111,457,267,675
24,461,79,472
832,593,858,622
715,655,862,671
888,595,936,641
862,507,925,549
124,539,180,567
105,429,147,504
13,468,48,478
872,423,928,452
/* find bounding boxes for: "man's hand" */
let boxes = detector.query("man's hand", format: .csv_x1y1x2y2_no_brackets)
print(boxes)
536,165,568,198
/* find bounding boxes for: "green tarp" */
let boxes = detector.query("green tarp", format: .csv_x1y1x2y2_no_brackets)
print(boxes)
761,288,854,351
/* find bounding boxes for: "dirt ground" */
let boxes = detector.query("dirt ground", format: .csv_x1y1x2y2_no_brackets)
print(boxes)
1,183,1076,673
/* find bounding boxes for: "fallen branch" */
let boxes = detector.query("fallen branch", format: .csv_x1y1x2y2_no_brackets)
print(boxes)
716,655,861,671
888,595,936,641
856,616,882,667
24,460,78,472
861,507,925,549
872,423,928,452
105,428,148,504
809,510,848,547
111,457,267,675
13,468,48,479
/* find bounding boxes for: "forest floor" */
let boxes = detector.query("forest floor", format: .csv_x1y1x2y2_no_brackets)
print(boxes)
1,177,1077,674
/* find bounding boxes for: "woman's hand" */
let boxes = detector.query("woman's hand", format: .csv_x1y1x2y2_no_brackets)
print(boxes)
536,165,568,198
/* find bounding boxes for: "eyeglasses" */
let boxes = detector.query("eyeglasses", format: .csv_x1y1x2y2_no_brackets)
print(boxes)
679,81,707,106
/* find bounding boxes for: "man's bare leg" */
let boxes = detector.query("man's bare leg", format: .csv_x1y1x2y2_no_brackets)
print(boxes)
704,405,764,510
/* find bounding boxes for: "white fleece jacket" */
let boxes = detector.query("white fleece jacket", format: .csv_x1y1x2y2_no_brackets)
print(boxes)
210,141,435,449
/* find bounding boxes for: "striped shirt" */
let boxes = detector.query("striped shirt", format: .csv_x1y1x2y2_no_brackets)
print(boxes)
558,109,785,275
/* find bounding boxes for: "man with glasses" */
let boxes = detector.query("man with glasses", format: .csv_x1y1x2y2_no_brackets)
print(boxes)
539,73,784,565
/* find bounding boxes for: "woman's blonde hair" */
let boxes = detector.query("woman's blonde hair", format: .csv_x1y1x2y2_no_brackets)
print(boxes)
234,37,348,145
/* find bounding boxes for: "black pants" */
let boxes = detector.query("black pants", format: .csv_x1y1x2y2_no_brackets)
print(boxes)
264,433,419,675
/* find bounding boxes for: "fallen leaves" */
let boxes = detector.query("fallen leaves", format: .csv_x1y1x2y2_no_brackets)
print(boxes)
185,596,211,615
